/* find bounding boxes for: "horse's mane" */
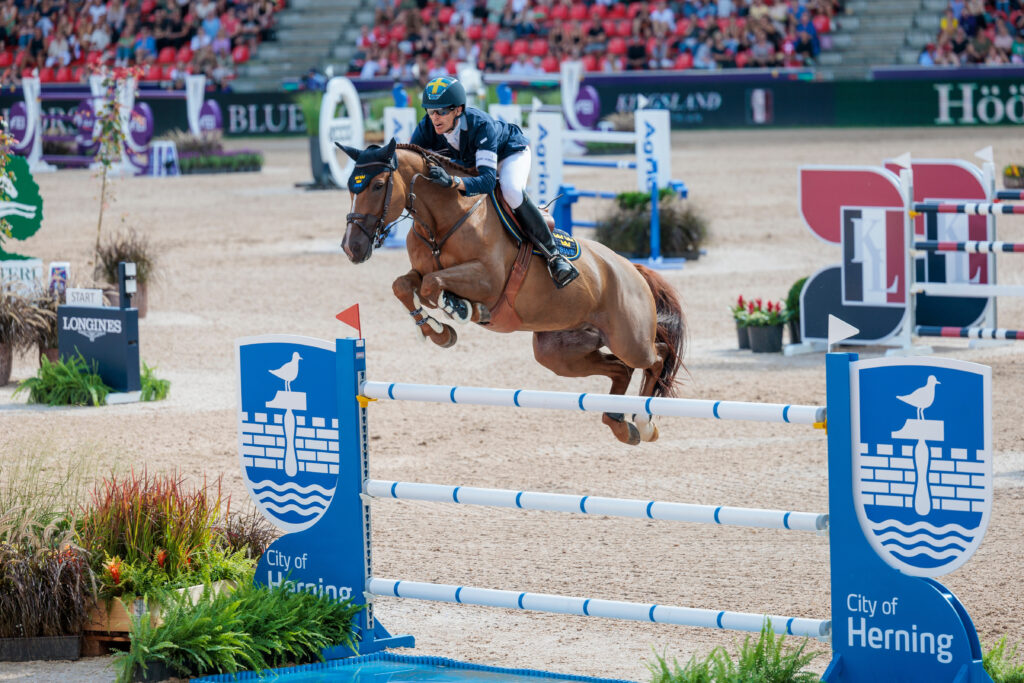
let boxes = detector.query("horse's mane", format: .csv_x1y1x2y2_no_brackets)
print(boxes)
397,143,480,177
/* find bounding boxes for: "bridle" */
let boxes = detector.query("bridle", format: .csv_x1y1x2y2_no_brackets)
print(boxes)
347,147,483,267
345,155,398,250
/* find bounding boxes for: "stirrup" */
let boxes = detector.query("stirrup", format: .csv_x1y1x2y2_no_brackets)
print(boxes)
440,290,472,323
547,256,579,289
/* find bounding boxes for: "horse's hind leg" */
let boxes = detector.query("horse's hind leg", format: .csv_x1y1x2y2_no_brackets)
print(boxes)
393,270,458,348
633,344,670,442
533,330,641,446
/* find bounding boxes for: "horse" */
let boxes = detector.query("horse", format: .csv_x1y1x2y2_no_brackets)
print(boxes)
338,139,686,445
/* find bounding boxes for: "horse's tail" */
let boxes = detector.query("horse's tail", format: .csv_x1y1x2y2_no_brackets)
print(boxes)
634,264,687,399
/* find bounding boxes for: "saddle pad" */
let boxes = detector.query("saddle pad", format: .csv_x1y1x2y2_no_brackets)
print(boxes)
488,191,582,261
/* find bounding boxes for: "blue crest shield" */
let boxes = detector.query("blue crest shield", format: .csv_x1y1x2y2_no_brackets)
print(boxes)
236,336,340,534
851,357,992,577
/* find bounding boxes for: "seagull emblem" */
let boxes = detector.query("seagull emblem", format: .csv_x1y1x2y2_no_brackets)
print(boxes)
897,375,940,420
269,352,302,391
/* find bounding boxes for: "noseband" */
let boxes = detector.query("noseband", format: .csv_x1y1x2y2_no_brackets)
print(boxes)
346,157,397,249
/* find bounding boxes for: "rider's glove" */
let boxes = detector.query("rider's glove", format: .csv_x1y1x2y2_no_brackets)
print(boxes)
427,165,457,188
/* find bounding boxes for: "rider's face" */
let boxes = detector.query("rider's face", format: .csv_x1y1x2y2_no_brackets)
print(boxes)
428,106,459,134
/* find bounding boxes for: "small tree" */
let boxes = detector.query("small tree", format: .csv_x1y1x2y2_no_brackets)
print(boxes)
93,68,137,255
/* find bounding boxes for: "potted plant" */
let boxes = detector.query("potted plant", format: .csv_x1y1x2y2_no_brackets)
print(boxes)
23,285,60,365
594,189,707,260
94,229,157,317
731,294,750,350
0,285,36,385
295,91,331,187
744,299,787,353
784,276,807,346
1004,163,1023,189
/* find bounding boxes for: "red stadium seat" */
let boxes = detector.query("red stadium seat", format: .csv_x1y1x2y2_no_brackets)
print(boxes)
466,24,482,41
550,4,568,21
55,65,73,82
579,19,592,33
601,19,616,35
582,53,599,71
71,66,84,82
529,38,547,56
628,3,644,18
734,50,749,68
438,6,453,24
0,50,11,67
674,51,693,69
232,44,250,63
570,4,587,20
511,38,529,56
616,20,632,37
812,14,830,33
21,67,33,78
38,66,54,82
494,39,511,56
590,3,607,19
607,37,627,55
157,46,176,63
717,17,729,32
483,23,499,40
444,58,457,74
608,3,626,18
420,6,433,23
541,55,559,72
142,65,163,81
390,24,406,41
674,18,690,35
176,46,193,62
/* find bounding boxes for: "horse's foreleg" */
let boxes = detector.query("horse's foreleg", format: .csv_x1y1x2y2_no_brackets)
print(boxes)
393,271,458,348
533,330,641,446
419,261,500,324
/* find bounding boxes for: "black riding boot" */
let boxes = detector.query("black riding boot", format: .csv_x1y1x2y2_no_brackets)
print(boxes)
513,195,579,289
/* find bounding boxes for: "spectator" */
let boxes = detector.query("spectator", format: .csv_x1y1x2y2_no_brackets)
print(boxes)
26,26,45,67
918,42,936,66
45,25,72,66
115,15,136,65
86,0,106,25
794,28,815,63
626,37,647,69
693,34,714,68
710,31,734,67
950,25,970,61
939,7,958,39
211,26,230,54
88,20,111,52
133,24,156,61
967,23,992,61
650,0,675,33
0,1,18,47
507,51,536,75
106,0,126,39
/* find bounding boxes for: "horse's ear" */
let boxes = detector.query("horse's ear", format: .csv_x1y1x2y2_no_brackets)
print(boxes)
385,137,397,156
335,142,361,161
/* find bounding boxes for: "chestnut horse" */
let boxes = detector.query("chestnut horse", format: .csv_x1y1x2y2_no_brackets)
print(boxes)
339,139,686,445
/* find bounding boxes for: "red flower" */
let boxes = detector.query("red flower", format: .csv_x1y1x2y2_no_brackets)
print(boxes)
748,302,755,313
107,558,122,585
737,295,744,307
156,549,167,568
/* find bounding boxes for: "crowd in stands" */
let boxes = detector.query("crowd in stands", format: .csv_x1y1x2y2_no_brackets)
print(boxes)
0,0,281,89
920,0,1024,65
348,0,843,81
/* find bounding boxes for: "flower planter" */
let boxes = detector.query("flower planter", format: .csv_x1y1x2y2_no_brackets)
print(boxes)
0,341,12,385
85,580,237,633
0,635,81,661
748,324,784,353
787,318,801,345
133,659,174,682
736,321,750,349
1004,175,1024,189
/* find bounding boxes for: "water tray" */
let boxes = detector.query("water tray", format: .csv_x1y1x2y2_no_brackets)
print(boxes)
192,652,637,683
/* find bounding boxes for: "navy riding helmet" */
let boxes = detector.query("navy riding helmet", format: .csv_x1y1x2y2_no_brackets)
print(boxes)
421,76,466,110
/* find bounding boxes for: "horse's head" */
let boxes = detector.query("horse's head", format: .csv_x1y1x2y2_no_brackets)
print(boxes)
338,138,401,263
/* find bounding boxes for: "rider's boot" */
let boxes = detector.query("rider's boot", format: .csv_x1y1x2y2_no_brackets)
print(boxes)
513,194,579,289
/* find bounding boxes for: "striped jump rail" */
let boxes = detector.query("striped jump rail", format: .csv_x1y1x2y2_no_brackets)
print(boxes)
911,282,1024,298
359,382,826,426
562,130,636,144
563,159,638,170
996,189,1024,200
916,325,1022,340
367,578,831,639
365,480,828,532
913,240,1024,254
912,202,1024,216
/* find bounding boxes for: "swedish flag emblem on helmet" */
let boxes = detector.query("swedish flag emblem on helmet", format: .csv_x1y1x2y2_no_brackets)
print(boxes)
422,77,466,109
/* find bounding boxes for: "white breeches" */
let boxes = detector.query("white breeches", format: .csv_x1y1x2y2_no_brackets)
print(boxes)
498,148,532,209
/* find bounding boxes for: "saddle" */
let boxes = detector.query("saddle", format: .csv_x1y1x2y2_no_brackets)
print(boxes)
480,190,557,333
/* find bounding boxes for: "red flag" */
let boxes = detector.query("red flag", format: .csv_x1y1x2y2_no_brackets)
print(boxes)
336,304,361,337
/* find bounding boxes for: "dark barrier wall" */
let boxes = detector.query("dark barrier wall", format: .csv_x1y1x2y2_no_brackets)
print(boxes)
2,70,1020,137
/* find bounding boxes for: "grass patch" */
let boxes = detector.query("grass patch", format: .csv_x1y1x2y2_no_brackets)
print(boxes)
140,362,170,401
648,622,818,683
986,637,1024,683
113,579,363,682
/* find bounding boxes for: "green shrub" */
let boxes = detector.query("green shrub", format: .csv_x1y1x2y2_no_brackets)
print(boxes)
985,637,1024,683
784,277,808,323
94,227,157,286
595,190,708,259
648,621,818,683
13,353,111,406
140,362,170,401
113,579,363,682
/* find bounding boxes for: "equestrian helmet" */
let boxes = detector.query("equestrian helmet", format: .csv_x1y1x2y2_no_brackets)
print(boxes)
421,77,466,109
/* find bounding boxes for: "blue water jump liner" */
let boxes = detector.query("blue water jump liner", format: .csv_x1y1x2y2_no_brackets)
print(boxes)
193,651,637,683
364,479,828,532
359,381,826,426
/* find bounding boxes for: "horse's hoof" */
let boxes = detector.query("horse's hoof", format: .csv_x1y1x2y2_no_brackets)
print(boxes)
625,422,641,445
438,326,458,348
440,291,472,324
633,414,659,442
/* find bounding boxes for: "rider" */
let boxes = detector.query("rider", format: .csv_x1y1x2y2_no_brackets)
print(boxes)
408,76,579,289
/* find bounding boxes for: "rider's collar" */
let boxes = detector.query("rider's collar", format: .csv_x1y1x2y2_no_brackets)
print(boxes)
349,144,397,194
